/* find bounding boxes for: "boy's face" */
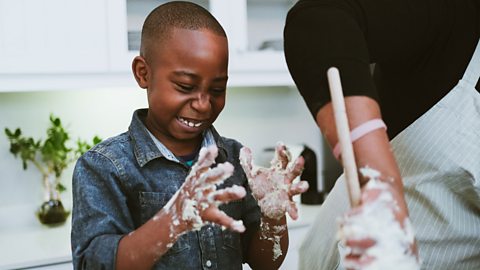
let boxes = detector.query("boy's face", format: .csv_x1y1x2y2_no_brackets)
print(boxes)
138,28,228,154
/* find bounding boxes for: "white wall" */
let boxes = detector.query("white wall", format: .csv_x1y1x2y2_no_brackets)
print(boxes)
0,86,322,209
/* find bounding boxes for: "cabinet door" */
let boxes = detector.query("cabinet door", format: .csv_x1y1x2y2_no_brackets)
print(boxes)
106,0,135,72
107,0,295,86
213,0,296,86
0,0,109,74
107,0,212,72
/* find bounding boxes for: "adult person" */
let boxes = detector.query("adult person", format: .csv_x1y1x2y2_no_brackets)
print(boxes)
284,0,480,269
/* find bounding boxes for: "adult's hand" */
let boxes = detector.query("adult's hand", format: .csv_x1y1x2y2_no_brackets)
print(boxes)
338,167,419,270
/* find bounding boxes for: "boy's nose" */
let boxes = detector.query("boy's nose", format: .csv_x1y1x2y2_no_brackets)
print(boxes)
191,93,211,112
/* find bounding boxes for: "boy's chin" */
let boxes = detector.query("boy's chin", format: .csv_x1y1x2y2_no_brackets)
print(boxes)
175,129,207,141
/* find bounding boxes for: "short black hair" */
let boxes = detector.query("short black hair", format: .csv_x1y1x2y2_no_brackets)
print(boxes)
140,1,227,60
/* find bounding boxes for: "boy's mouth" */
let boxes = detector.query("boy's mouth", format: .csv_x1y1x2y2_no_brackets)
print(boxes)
177,116,204,128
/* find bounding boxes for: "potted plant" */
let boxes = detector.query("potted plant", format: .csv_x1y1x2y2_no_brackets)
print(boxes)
5,114,101,226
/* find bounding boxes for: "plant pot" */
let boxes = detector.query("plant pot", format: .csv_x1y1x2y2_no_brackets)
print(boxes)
35,174,70,226
37,199,70,226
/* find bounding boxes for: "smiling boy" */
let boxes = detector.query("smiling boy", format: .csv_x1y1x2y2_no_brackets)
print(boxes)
71,2,307,270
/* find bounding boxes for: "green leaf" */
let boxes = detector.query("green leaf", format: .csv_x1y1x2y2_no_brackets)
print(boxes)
5,114,102,193
56,183,66,193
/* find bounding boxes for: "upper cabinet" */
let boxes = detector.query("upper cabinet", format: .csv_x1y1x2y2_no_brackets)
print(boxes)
0,0,296,91
0,0,109,74
218,0,296,86
0,0,108,74
0,0,112,91
108,0,296,87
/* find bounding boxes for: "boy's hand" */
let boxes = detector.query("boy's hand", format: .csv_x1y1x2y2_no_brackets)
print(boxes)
165,145,247,236
239,142,309,220
337,168,420,270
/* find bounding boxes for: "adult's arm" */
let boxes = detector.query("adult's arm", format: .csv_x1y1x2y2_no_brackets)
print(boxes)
316,96,407,213
284,0,435,117
283,0,423,262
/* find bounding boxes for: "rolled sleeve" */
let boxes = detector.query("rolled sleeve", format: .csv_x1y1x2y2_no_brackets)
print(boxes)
284,4,377,118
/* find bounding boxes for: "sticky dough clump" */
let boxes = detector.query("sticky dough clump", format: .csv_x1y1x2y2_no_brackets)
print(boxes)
337,167,420,270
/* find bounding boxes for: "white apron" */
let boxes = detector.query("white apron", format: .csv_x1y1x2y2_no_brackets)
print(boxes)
299,39,480,270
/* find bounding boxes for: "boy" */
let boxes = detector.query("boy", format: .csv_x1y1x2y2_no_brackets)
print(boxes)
71,1,308,270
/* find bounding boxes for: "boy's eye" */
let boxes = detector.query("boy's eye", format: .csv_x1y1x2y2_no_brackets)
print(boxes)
175,83,195,92
210,88,226,95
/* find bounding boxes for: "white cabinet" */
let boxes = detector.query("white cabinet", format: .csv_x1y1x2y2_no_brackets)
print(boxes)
0,0,115,92
0,0,297,91
109,0,296,87
0,0,109,74
220,0,297,87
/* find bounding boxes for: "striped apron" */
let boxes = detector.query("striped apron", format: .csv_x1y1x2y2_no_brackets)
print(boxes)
299,39,480,270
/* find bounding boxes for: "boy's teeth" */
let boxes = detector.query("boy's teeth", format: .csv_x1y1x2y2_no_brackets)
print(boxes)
179,117,202,127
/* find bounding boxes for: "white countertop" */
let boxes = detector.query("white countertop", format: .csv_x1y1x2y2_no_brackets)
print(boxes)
0,203,322,270
286,204,322,229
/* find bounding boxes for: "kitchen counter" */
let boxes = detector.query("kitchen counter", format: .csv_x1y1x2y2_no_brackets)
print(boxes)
0,203,322,270
286,204,322,229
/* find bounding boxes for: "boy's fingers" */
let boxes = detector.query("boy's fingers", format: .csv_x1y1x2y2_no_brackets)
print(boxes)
287,201,299,220
195,145,218,170
184,146,219,187
203,208,246,233
210,185,246,203
274,142,289,169
200,162,234,186
286,156,305,183
239,147,254,178
289,180,309,196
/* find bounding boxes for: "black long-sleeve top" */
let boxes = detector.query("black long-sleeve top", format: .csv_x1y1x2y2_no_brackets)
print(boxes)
284,0,480,137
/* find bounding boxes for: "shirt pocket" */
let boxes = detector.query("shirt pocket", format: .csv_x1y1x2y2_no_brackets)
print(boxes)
138,191,189,254
219,200,243,255
220,229,243,268
221,229,241,253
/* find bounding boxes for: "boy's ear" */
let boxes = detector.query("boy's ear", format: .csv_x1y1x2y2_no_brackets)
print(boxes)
132,56,149,89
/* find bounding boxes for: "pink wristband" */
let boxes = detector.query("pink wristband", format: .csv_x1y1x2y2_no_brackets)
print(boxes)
333,119,387,160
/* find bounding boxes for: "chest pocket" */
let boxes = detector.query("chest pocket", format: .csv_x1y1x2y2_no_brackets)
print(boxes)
138,191,190,254
220,201,243,258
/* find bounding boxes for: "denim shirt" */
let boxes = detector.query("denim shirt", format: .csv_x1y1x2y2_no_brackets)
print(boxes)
71,109,261,270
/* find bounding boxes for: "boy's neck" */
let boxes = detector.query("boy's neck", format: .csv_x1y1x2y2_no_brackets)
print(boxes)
178,147,201,167
143,113,204,156
154,133,203,157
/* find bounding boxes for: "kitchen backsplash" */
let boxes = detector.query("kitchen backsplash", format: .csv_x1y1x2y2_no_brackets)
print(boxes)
0,86,322,208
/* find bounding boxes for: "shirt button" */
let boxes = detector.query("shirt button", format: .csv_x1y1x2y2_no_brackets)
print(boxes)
205,260,212,267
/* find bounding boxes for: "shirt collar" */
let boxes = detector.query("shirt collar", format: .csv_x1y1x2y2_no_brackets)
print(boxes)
129,109,227,167
147,125,216,163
